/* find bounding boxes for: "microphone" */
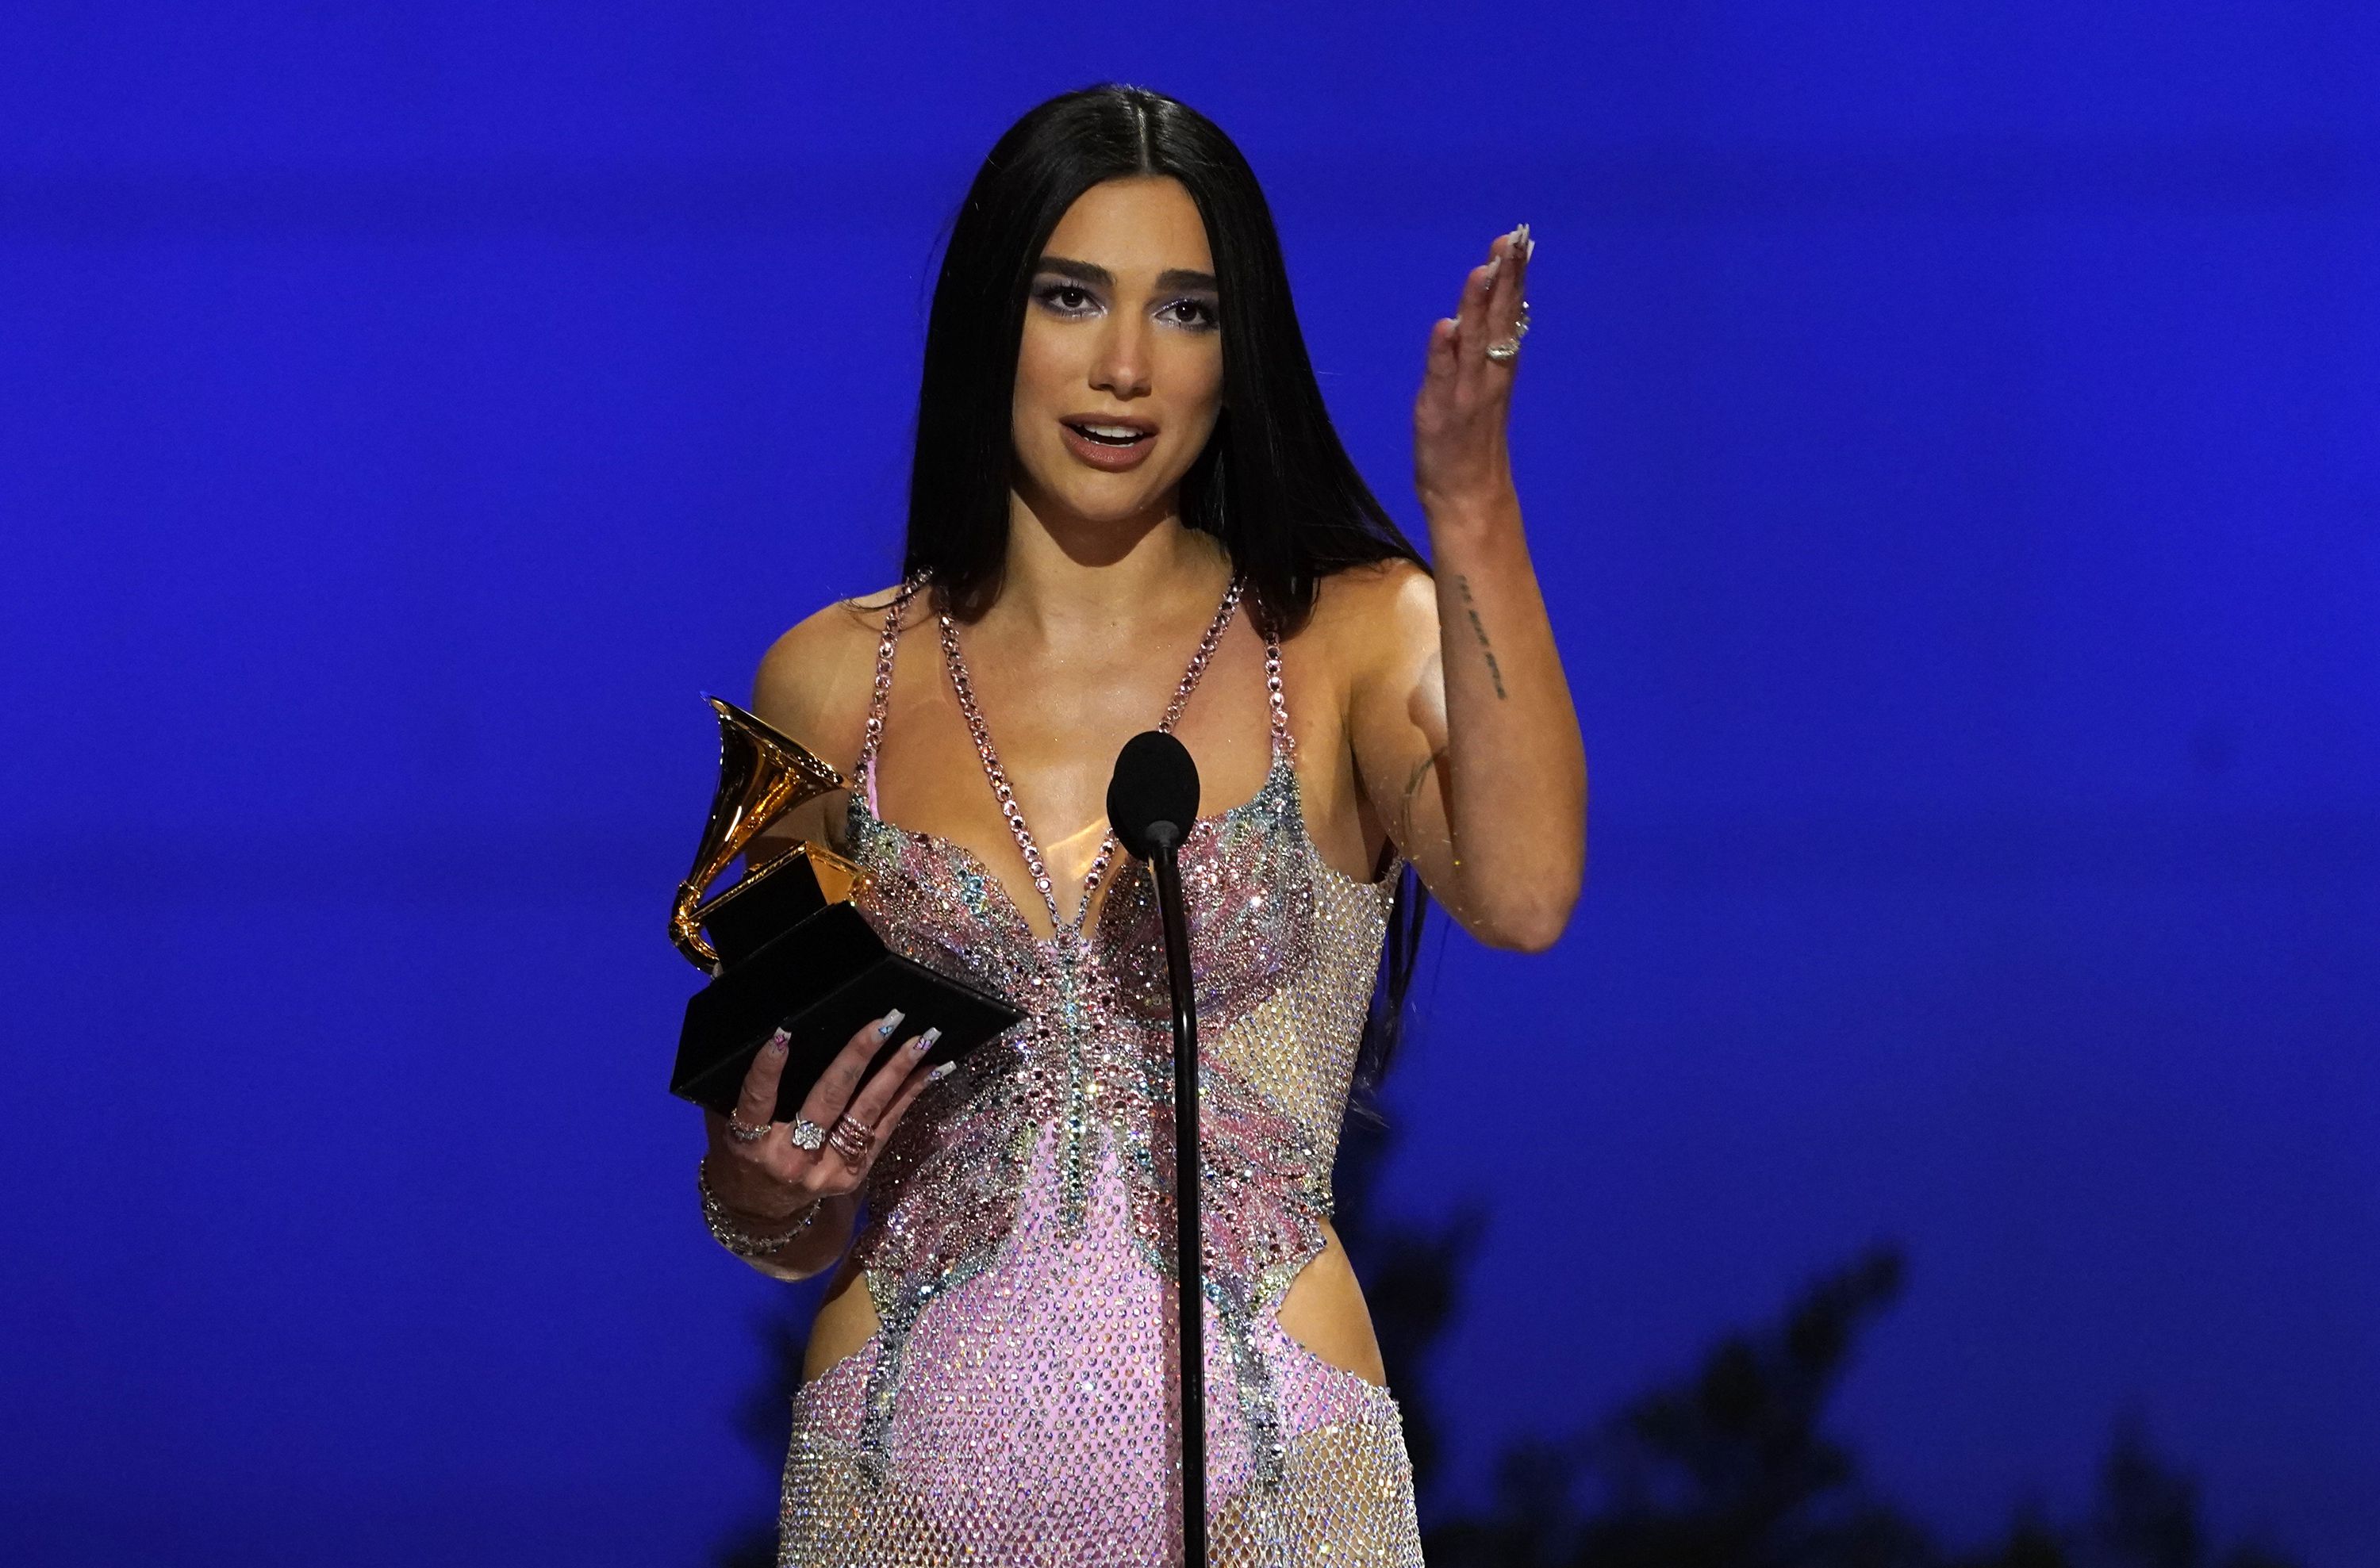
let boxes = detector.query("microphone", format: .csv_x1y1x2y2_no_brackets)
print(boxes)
1104,730,1207,1568
1106,730,1201,859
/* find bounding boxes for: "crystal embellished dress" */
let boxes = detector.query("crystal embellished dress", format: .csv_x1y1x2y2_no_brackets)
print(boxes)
777,581,1424,1566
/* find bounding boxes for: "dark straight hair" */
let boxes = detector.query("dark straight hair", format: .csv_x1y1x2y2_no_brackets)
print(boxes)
904,82,1429,1093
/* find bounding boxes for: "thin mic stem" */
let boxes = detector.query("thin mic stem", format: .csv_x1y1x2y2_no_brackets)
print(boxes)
1150,847,1205,1567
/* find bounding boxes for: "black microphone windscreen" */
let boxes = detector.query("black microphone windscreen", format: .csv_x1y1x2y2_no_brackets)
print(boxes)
1105,730,1200,861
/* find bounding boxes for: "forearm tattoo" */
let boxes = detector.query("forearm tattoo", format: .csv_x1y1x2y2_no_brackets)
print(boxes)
1454,576,1508,700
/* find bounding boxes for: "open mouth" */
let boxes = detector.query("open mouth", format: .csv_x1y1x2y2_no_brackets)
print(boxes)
1064,421,1153,447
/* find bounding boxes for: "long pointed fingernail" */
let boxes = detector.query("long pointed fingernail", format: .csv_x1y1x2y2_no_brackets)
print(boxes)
876,1009,904,1038
767,1027,789,1056
909,1026,942,1056
927,1061,955,1082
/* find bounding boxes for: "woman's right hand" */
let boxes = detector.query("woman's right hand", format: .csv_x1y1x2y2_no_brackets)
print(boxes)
701,1010,943,1223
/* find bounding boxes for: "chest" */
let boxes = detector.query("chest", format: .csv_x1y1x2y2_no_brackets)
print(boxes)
850,755,1332,1033
867,623,1282,927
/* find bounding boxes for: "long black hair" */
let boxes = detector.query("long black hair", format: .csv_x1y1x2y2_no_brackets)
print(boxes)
904,83,1429,1092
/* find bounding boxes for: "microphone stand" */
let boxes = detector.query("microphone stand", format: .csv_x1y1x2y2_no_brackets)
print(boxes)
1144,820,1207,1568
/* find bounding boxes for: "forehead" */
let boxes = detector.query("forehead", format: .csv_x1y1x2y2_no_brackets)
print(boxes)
1042,176,1214,275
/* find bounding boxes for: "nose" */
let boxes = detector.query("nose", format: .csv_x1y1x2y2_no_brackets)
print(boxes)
1088,310,1151,401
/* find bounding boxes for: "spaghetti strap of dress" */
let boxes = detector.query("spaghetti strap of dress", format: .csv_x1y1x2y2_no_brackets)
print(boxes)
861,577,1291,796
1260,618,1294,767
853,582,917,813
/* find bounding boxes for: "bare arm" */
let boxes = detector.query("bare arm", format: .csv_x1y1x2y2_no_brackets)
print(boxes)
1349,225,1587,951
693,589,904,1279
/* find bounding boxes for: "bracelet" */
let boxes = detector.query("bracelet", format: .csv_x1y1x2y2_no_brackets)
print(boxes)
697,1162,820,1259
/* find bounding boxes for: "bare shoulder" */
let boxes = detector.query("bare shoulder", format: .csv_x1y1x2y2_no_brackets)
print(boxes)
752,583,920,755
1303,558,1438,680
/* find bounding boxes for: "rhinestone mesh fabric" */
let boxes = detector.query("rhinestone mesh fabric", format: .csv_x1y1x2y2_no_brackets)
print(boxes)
777,583,1422,1565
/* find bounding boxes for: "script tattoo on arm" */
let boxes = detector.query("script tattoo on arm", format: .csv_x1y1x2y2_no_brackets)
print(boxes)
1454,576,1508,700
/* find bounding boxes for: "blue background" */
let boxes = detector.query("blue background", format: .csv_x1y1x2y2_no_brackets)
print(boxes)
2,4,2373,1563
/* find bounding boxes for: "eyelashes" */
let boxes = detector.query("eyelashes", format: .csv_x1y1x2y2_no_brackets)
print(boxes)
1160,297,1221,330
1032,282,1100,318
1029,280,1219,332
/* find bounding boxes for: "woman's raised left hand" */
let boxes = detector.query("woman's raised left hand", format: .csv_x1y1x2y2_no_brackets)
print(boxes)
1413,224,1533,521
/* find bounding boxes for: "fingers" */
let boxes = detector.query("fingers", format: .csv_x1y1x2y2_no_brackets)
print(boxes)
704,1024,802,1216
729,1025,793,1134
1422,312,1460,394
1449,254,1495,402
1448,225,1532,403
1485,224,1531,375
710,1010,958,1210
839,1024,942,1144
868,1050,946,1151
793,1010,910,1135
828,1034,950,1187
705,1010,953,1229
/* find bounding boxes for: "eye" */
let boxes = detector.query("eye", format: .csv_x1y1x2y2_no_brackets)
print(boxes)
1032,281,1102,317
1159,297,1220,331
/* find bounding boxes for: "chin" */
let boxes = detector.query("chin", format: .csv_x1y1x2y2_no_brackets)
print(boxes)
1029,466,1178,526
1060,486,1169,525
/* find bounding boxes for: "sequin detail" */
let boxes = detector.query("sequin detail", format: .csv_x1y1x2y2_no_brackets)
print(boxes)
781,582,1421,1565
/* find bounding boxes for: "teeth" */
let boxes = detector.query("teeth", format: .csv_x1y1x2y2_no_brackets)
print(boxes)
1075,424,1146,440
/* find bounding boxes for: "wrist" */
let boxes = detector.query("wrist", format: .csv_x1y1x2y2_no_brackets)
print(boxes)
697,1160,820,1258
698,1154,808,1221
1419,485,1522,545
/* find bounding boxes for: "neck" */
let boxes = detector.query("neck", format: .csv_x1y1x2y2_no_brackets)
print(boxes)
992,487,1233,642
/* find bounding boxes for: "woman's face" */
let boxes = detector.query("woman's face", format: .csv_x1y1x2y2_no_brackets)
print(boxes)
1010,175,1224,536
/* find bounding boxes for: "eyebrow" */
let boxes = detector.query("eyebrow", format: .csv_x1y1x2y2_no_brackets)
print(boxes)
1035,255,1219,293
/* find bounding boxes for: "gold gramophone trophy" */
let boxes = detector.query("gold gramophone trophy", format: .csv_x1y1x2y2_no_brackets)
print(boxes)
667,698,1021,1119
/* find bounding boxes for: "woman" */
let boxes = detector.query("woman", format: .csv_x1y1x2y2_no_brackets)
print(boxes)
695,85,1585,1565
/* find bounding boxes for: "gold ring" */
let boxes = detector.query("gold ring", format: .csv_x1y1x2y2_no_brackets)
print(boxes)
1485,340,1520,364
724,1114,771,1144
827,1115,876,1162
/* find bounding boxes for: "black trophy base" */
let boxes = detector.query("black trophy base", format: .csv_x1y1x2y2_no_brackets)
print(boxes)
672,902,1022,1121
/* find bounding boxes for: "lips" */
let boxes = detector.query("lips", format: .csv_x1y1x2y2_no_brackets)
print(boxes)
1059,414,1158,472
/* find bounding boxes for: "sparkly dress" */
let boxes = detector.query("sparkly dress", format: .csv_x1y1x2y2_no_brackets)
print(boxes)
777,581,1424,1566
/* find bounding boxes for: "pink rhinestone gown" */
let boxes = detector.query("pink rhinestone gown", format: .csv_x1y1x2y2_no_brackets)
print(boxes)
776,584,1424,1566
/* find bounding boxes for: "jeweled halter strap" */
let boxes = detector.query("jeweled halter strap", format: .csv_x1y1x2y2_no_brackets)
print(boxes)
854,575,1295,937
941,576,1244,940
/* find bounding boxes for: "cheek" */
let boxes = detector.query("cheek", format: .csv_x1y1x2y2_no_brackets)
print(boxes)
1171,345,1226,436
1012,322,1073,420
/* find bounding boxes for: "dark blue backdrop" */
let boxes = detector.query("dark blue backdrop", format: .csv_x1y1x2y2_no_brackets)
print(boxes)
3,5,2373,1565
